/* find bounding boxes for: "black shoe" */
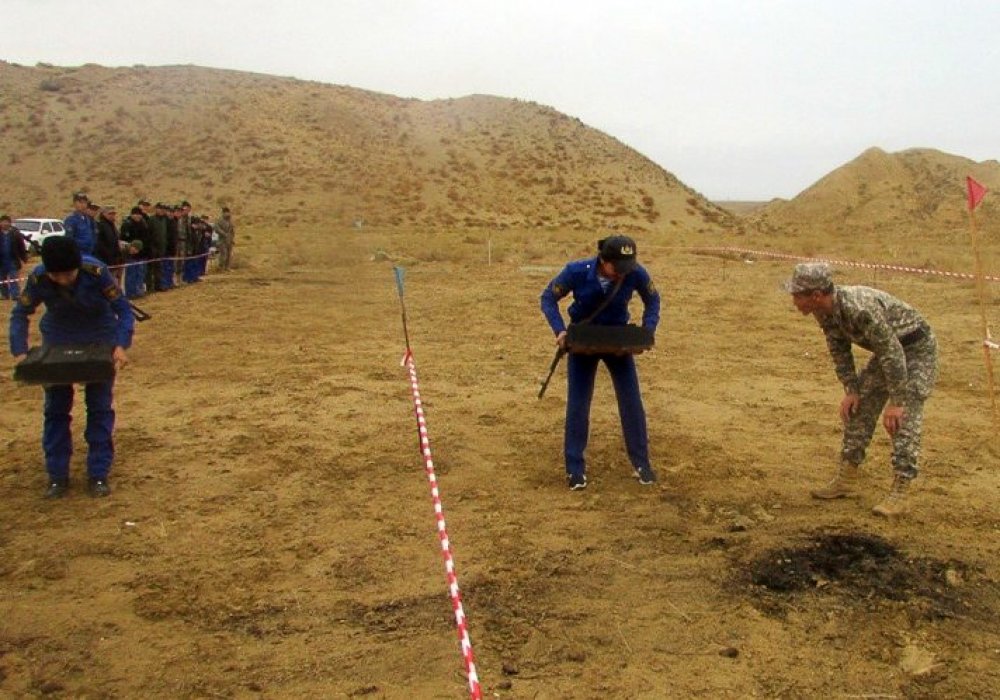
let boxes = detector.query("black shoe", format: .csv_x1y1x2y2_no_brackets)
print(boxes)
568,473,588,491
634,466,658,485
88,478,111,498
44,479,69,499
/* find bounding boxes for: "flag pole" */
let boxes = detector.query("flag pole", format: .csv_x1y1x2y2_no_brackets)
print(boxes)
965,177,999,427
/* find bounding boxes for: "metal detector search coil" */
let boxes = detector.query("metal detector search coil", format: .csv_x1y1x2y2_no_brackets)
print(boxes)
14,344,116,385
565,324,654,355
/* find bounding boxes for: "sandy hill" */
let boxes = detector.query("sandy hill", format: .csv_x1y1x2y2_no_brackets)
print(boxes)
748,147,1000,241
0,62,736,235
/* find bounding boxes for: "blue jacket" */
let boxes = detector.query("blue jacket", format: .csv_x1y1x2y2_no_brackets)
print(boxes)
540,256,661,335
1,227,28,271
9,256,134,355
63,211,96,255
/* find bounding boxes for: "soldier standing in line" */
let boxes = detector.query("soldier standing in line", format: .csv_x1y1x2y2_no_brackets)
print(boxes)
786,262,938,517
146,203,169,292
137,198,152,224
63,192,96,255
119,207,149,298
188,216,210,280
161,205,179,291
94,204,124,283
214,207,235,271
0,215,29,300
177,200,195,283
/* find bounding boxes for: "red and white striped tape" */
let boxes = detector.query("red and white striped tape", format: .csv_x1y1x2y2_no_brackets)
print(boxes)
690,245,1000,282
400,348,482,700
0,253,213,284
0,251,215,286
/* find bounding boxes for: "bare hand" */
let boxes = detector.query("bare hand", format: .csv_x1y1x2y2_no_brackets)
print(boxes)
556,331,567,350
883,404,905,436
13,354,26,364
112,347,128,371
839,393,860,423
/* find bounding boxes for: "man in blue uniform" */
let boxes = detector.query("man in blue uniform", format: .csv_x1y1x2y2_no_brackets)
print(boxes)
0,215,29,300
10,237,134,498
540,235,661,490
119,206,149,298
63,192,96,255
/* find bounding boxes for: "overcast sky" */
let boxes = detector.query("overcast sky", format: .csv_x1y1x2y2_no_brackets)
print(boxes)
5,0,998,200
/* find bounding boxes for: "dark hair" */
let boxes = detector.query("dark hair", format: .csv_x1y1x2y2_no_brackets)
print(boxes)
42,236,82,272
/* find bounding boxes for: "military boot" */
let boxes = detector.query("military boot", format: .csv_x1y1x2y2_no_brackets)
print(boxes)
810,461,860,499
872,474,910,517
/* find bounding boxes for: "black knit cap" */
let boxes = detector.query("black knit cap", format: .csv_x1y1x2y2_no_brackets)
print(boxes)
42,236,82,273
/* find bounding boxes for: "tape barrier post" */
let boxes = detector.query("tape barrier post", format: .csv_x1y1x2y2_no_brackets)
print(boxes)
393,267,483,700
964,182,999,426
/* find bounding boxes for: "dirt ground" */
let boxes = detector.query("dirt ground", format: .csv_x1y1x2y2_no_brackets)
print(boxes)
1,226,998,699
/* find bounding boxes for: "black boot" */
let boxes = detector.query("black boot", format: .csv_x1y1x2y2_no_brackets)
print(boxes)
88,477,111,498
44,479,69,499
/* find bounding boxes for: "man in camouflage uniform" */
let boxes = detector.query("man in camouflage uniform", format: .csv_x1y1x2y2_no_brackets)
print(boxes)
786,262,937,517
214,207,235,271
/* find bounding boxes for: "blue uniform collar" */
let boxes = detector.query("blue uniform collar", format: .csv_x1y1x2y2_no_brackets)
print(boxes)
586,256,601,282
588,256,633,284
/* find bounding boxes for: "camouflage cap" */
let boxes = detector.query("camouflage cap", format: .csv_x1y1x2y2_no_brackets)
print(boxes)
784,262,834,294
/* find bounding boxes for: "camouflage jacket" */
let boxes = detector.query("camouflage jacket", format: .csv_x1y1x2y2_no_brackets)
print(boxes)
817,285,929,404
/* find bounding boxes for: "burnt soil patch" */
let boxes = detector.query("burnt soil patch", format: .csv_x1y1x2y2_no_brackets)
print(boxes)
743,532,979,619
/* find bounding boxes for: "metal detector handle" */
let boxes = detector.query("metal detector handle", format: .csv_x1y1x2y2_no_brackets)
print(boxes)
538,346,567,399
129,301,152,322
537,275,623,400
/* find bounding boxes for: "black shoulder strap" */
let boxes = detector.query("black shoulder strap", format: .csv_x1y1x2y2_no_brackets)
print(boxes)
579,276,625,326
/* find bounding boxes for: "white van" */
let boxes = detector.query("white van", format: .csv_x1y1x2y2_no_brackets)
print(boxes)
13,218,66,254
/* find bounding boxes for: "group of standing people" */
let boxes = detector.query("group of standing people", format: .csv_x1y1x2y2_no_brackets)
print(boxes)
540,236,938,518
61,192,237,299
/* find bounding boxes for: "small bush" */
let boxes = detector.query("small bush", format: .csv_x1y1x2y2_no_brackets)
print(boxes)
39,79,63,92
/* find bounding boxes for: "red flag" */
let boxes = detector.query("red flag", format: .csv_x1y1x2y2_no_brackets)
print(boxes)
967,176,987,210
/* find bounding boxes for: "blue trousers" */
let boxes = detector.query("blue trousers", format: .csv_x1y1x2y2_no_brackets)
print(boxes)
564,352,651,477
0,264,19,300
43,382,115,481
160,259,176,289
125,262,146,298
182,257,200,283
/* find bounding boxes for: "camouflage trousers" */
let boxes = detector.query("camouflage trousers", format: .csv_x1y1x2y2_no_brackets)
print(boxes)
842,333,938,479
